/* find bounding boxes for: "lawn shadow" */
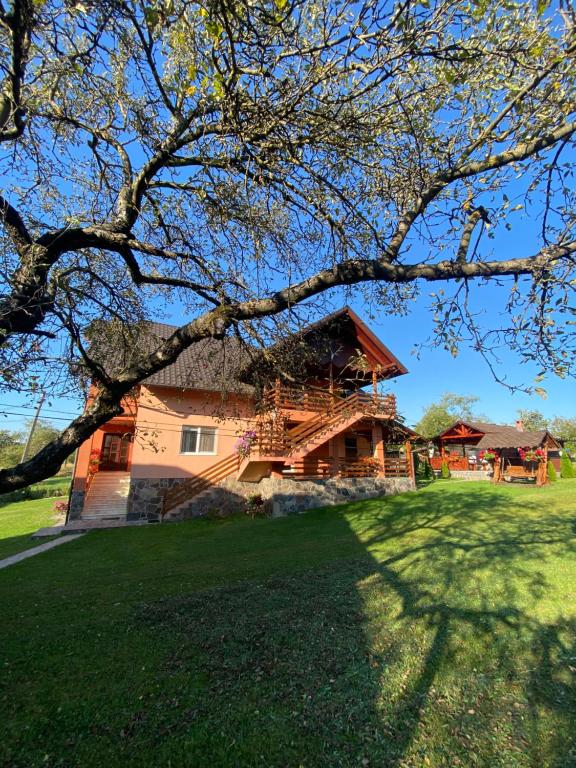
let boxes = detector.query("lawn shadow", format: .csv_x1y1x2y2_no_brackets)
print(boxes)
1,483,575,767
125,484,576,766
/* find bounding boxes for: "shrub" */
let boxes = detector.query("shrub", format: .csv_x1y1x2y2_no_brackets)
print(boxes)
245,493,266,518
547,461,557,482
423,461,435,482
440,460,451,479
560,453,575,479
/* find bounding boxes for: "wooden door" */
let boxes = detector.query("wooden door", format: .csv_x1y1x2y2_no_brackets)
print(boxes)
100,433,131,471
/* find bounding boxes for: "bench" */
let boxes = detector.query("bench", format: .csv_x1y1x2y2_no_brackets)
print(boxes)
503,465,536,483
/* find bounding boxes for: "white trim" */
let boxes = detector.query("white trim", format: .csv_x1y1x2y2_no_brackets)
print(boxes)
180,426,218,455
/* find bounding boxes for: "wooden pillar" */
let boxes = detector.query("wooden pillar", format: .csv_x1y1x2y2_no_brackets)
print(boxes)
372,423,385,477
406,440,415,485
274,378,281,410
372,369,378,397
492,458,501,484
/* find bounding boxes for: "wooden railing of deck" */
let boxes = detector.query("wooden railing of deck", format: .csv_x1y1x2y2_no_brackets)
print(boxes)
261,384,396,418
282,455,411,480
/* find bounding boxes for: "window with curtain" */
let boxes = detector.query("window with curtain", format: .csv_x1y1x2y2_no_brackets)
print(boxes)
180,426,217,454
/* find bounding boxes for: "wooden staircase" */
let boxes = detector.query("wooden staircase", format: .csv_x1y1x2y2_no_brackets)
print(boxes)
260,391,386,459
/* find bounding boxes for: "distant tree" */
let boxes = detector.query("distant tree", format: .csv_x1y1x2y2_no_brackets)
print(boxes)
0,429,23,469
24,420,61,462
415,393,481,439
550,417,576,453
560,452,575,479
517,409,549,432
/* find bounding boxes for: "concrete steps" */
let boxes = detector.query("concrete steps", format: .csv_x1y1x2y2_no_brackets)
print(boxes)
82,472,131,520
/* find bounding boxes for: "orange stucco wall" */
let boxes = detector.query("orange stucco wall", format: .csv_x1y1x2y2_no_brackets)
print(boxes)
130,386,256,479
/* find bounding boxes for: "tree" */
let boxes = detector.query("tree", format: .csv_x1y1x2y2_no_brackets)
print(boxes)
414,393,482,439
0,428,23,470
516,409,549,432
1,0,576,491
550,417,576,453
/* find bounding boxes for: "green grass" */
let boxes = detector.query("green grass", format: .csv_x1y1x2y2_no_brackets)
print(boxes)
0,474,71,506
1,480,576,767
0,496,61,560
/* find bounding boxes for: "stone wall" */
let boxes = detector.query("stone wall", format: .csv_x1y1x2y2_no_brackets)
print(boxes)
127,478,185,522
127,475,416,522
448,470,490,481
68,490,85,521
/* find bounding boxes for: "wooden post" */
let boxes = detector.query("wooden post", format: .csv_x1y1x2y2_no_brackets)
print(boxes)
405,440,415,485
372,423,385,477
372,369,378,397
492,458,501,484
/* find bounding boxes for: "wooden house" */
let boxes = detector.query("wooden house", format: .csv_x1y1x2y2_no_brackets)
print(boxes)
69,308,417,523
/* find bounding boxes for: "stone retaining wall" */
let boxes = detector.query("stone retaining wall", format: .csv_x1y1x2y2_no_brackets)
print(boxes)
68,490,85,520
127,475,416,522
448,470,490,481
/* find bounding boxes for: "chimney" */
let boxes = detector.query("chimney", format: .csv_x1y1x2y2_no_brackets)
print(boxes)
516,419,524,432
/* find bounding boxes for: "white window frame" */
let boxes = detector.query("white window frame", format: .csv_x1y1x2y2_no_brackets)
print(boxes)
180,426,218,456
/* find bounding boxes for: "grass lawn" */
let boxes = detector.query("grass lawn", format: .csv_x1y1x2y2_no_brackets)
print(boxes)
1,480,575,767
0,496,62,560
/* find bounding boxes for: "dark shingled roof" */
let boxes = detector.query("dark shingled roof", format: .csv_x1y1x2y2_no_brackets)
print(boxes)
142,322,255,394
91,320,255,395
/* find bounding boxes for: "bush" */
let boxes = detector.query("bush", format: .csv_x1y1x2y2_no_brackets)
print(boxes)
422,461,435,481
245,493,267,518
440,460,451,479
547,460,557,482
560,453,575,479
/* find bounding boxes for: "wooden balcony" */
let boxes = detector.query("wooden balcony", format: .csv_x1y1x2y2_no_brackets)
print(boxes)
261,383,396,418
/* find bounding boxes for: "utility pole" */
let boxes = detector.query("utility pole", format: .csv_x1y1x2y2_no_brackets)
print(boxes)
21,392,45,463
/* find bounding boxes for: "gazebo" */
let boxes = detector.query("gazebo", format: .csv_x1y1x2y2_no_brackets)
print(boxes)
431,420,562,484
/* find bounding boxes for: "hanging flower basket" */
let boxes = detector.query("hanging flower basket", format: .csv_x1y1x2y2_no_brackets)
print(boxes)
518,447,545,463
479,449,499,463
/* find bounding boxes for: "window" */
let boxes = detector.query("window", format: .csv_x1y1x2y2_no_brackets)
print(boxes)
180,426,217,455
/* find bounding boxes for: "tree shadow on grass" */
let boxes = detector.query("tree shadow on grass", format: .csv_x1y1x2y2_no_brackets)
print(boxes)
1,484,575,767
126,486,576,767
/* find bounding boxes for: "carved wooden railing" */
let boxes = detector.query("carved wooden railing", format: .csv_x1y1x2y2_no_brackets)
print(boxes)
161,453,240,517
430,456,482,471
261,383,396,418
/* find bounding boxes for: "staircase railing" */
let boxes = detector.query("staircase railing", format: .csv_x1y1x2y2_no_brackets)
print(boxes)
161,453,240,517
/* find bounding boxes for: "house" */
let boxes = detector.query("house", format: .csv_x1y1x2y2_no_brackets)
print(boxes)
430,419,562,483
69,307,417,523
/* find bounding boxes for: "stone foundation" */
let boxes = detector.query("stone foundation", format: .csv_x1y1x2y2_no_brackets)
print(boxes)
127,475,416,522
68,490,85,520
448,470,490,481
127,478,185,522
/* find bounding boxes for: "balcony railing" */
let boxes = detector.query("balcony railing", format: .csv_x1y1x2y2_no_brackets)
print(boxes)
261,383,396,418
